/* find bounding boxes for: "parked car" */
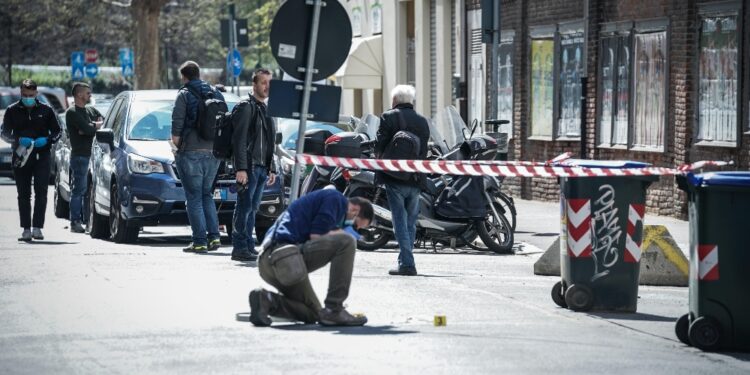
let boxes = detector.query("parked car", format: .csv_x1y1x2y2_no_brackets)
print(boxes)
85,90,284,243
37,86,68,114
276,115,359,197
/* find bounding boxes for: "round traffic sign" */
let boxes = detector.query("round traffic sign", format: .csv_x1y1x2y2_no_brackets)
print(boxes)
227,49,243,78
270,0,352,82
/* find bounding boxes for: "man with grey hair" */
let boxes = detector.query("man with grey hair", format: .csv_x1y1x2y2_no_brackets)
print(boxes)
374,85,430,276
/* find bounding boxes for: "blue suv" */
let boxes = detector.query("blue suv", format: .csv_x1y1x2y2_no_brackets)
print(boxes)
88,90,284,243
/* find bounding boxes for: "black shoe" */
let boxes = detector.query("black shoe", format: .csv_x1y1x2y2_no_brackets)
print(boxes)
70,221,86,233
208,239,221,251
249,289,273,327
388,266,417,276
231,250,257,262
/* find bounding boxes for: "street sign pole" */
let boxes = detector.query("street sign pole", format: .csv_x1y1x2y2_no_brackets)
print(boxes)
228,4,236,93
489,0,501,123
232,17,239,94
289,0,324,203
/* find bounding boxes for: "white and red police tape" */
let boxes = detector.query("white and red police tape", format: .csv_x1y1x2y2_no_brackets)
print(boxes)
294,153,732,178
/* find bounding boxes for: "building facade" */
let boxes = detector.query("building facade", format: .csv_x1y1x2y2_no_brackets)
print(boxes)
335,0,748,218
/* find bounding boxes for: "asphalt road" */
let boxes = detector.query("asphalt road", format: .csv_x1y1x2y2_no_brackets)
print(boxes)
0,178,748,374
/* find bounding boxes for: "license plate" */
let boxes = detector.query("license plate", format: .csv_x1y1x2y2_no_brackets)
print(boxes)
213,188,227,201
213,188,237,201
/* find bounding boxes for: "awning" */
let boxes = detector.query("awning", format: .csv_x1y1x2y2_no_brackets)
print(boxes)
334,35,383,90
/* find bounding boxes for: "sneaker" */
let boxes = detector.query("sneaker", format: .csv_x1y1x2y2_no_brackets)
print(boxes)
70,221,86,233
31,228,44,240
248,288,273,327
182,243,208,253
318,307,368,327
388,266,417,276
208,239,221,251
231,249,257,262
19,229,32,242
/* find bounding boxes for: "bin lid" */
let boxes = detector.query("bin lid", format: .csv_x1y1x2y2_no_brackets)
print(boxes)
689,172,750,187
558,159,652,169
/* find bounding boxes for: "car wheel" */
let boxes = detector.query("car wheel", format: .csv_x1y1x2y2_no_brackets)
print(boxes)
109,182,139,243
53,172,69,219
88,179,109,239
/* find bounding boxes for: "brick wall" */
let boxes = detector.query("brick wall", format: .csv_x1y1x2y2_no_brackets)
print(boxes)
476,0,749,218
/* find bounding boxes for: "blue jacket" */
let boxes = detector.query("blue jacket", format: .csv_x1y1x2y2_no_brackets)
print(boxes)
263,189,348,246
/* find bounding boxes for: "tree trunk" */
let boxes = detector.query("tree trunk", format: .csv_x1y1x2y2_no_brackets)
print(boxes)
131,0,168,89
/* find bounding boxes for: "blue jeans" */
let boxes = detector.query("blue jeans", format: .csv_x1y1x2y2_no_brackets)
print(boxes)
69,155,90,223
176,151,220,246
385,182,421,268
232,166,268,251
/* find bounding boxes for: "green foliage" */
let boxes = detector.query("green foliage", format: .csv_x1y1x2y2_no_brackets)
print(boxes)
9,67,132,95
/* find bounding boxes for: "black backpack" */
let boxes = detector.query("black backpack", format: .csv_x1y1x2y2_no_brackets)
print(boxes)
184,85,228,141
381,109,421,181
212,99,253,160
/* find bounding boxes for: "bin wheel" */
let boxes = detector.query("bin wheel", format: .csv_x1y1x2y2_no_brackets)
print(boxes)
675,314,691,346
688,316,722,351
564,284,594,312
551,281,567,308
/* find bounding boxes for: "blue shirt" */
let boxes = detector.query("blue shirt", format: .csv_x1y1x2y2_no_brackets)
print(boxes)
264,189,348,245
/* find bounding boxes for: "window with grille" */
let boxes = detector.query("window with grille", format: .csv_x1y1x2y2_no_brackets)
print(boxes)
697,9,741,146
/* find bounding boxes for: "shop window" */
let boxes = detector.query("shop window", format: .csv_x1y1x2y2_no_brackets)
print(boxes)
529,28,555,138
556,28,584,138
494,32,514,137
632,29,667,150
598,29,631,147
697,7,742,146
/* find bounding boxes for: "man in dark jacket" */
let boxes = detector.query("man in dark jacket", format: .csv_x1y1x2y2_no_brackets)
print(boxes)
230,68,277,262
249,189,373,327
65,82,103,233
375,85,430,276
0,79,61,241
171,61,226,253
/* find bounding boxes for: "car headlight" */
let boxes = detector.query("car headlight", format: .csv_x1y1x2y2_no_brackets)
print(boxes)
127,154,165,174
280,156,295,175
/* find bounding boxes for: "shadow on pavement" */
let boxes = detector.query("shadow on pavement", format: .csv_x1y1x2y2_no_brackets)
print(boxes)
591,312,678,322
272,324,418,336
17,240,78,245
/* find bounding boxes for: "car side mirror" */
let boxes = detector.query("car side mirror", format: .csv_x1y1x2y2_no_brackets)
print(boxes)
275,132,283,145
96,129,115,150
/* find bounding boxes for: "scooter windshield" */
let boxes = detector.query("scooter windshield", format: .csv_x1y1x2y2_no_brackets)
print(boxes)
431,106,468,154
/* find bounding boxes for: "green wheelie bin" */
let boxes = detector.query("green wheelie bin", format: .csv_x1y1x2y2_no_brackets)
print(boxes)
675,172,750,352
550,160,657,312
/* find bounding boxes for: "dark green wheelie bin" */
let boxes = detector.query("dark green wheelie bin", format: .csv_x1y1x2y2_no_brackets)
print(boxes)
550,160,657,312
675,172,750,352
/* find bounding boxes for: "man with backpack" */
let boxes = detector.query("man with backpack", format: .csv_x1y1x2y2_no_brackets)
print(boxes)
229,68,277,262
375,85,430,276
171,60,226,253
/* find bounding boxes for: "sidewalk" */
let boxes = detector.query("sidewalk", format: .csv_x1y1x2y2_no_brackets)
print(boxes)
513,198,690,258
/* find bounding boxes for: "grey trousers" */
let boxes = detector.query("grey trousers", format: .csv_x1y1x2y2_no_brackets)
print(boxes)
258,232,356,323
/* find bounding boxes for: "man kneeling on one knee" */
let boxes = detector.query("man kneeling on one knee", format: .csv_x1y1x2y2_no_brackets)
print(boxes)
249,189,374,327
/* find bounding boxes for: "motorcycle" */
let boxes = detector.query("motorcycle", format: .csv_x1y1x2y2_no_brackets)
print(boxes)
348,106,514,254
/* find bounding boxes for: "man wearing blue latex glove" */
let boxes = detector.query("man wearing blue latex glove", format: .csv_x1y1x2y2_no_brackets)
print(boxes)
0,79,61,241
19,137,33,147
33,137,48,148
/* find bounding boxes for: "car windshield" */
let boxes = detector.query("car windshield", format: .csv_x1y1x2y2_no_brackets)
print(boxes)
277,118,353,151
128,99,238,141
93,100,113,116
